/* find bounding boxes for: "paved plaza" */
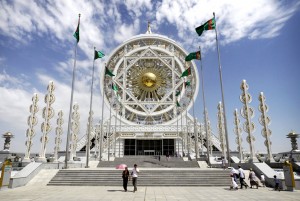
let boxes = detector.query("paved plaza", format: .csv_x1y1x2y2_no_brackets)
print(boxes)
0,185,299,201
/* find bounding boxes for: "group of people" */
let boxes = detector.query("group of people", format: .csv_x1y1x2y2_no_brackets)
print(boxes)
122,164,139,192
122,163,280,192
230,166,281,191
230,165,265,190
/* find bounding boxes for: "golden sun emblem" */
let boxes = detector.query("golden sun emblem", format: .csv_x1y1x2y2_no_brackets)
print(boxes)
142,72,157,88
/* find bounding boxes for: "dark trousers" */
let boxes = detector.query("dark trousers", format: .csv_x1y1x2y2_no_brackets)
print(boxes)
132,177,137,191
239,177,245,189
123,178,128,191
275,183,280,191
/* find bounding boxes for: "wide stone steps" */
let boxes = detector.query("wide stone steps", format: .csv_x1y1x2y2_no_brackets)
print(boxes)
48,169,231,186
98,156,199,168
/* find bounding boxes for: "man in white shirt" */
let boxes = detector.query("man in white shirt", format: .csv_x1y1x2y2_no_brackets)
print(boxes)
238,165,246,189
131,164,139,192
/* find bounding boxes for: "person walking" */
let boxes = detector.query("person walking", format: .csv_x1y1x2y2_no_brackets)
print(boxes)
221,157,226,170
230,167,239,183
274,175,280,191
248,168,259,189
261,173,265,187
238,165,246,189
230,174,239,190
122,167,130,192
131,164,139,192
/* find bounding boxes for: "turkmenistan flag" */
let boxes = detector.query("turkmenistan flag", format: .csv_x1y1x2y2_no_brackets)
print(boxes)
112,83,118,91
176,101,181,107
94,50,105,60
105,67,115,77
195,18,215,36
73,16,80,43
185,81,191,87
180,67,191,78
185,51,201,61
175,90,180,96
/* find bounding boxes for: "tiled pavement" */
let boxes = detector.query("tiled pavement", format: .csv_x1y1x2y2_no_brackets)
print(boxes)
0,185,299,201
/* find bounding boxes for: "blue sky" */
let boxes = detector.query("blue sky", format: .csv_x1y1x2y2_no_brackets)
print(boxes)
0,0,300,154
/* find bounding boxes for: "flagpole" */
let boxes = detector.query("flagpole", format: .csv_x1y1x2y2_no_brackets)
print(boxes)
191,77,199,159
85,47,97,168
176,103,179,157
107,80,113,161
99,64,106,161
181,110,184,156
64,14,80,169
198,46,211,166
213,12,231,166
186,109,189,155
114,109,117,157
119,106,121,157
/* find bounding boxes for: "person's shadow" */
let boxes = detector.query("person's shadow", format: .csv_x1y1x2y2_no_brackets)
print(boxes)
107,190,124,192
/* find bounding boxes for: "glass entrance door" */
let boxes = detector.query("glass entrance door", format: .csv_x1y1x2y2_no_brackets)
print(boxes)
124,139,175,156
137,140,162,155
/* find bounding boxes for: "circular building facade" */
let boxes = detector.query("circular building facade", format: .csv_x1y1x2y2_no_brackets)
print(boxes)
99,32,201,157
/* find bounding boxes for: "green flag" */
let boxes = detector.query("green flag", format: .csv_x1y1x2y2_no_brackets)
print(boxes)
112,83,118,91
195,18,215,36
185,81,191,87
105,67,115,77
185,51,201,61
176,101,181,107
180,67,191,78
73,17,80,43
94,50,105,60
175,90,180,96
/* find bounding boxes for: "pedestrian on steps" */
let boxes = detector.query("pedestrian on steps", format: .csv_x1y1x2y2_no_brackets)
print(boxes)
122,167,129,192
131,164,139,192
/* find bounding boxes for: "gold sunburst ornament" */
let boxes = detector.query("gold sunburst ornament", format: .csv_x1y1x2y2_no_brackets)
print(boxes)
137,68,162,92
142,72,156,87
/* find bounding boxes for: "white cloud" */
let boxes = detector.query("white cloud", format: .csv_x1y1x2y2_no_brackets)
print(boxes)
0,69,110,153
0,70,31,89
124,0,153,17
0,57,6,64
156,0,300,49
113,19,141,43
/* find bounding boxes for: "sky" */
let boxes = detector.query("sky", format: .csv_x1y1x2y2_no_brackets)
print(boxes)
0,0,300,155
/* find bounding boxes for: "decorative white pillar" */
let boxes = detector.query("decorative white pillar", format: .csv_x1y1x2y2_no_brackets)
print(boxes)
37,81,55,162
206,119,213,156
240,80,257,163
233,109,243,162
69,103,80,162
217,102,227,160
86,111,93,159
258,92,274,162
53,110,63,163
23,93,39,162
205,109,213,157
94,124,101,158
198,123,204,155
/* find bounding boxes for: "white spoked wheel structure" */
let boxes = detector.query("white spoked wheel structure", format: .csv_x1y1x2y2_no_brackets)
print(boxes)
102,34,199,125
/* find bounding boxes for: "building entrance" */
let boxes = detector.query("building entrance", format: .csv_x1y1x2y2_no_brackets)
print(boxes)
124,139,174,156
